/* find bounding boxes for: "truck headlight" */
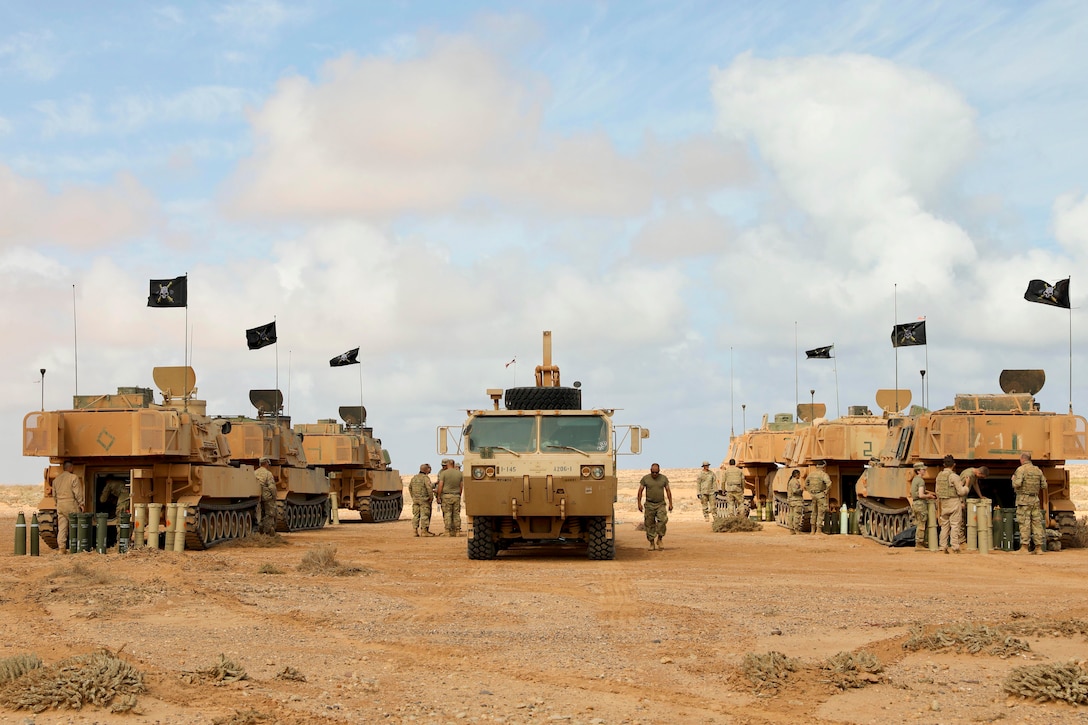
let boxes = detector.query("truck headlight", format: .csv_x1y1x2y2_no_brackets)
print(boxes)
592,466,605,479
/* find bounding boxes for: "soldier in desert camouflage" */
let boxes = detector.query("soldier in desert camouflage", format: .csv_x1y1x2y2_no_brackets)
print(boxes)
255,457,277,535
409,463,435,536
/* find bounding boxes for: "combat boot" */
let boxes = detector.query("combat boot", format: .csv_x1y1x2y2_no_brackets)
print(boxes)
414,530,420,537
422,530,435,537
648,539,656,551
655,536,664,551
790,529,796,535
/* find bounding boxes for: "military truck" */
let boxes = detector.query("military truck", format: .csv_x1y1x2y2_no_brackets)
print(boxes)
772,399,893,531
22,367,260,549
296,406,403,522
437,331,648,560
220,390,331,532
859,371,1087,547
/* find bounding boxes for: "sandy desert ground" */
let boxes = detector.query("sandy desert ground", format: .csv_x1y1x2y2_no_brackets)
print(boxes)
0,469,1087,725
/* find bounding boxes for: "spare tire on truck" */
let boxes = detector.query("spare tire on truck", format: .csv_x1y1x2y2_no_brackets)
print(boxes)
504,386,581,410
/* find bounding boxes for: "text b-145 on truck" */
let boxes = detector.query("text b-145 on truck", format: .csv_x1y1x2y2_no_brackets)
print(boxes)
437,331,648,560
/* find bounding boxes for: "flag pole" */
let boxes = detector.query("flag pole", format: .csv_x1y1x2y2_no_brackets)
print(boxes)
274,315,279,427
184,274,190,412
833,344,840,418
1069,277,1073,413
893,284,899,413
730,346,735,437
924,341,929,411
794,321,799,420
287,350,292,417
72,284,79,396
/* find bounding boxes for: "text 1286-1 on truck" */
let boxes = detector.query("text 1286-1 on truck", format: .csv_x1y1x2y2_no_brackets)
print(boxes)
437,331,648,560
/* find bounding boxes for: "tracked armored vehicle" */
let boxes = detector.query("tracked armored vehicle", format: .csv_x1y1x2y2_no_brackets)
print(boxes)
438,331,648,560
220,389,330,532
858,371,1087,547
296,406,403,523
719,411,807,517
22,367,260,549
772,399,895,532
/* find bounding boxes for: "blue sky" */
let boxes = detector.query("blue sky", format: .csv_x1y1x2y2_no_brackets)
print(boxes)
3,1,1088,482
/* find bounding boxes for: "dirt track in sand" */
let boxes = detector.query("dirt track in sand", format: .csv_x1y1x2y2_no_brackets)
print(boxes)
0,470,1087,724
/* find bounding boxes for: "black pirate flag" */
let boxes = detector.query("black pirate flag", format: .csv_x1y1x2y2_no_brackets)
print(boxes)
805,345,833,359
891,321,926,348
330,348,360,367
246,321,277,350
147,276,187,308
1024,278,1071,309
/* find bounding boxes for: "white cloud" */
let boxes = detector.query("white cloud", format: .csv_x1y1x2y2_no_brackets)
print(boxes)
0,31,61,80
213,0,294,41
224,37,750,220
34,95,100,137
1052,191,1088,259
0,164,160,249
0,115,11,136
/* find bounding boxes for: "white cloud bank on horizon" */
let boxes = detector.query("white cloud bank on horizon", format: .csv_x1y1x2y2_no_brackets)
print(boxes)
223,37,752,220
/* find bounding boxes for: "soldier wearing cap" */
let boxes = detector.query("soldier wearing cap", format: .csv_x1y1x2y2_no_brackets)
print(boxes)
805,461,831,534
255,456,277,535
409,463,435,537
908,462,935,550
436,458,463,537
786,469,805,534
721,459,745,517
696,461,717,521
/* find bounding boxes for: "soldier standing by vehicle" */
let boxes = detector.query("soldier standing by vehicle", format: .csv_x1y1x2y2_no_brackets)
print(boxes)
99,476,130,520
936,455,968,553
637,463,673,551
436,459,463,537
1012,453,1046,554
409,463,435,537
255,457,277,535
721,459,745,517
696,461,716,521
54,461,83,553
908,462,935,550
806,461,831,534
786,469,805,534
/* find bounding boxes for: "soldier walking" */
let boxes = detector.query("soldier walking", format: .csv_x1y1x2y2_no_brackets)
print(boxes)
696,461,716,521
436,459,463,537
721,459,745,517
409,463,435,536
637,463,673,551
1012,453,1046,554
806,461,831,534
786,469,805,534
908,463,935,550
54,461,84,553
936,455,968,553
255,457,277,535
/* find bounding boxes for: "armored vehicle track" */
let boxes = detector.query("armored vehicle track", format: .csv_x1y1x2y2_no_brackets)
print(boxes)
356,492,403,523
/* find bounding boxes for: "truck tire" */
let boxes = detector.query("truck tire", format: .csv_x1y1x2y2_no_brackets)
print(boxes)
468,516,498,560
504,386,582,411
587,516,615,560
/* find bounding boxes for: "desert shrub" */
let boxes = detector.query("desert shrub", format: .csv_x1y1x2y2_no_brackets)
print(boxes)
257,563,284,575
0,654,41,685
740,651,797,695
903,624,1030,658
1004,661,1088,704
713,515,762,533
0,649,144,713
180,654,246,685
822,651,883,689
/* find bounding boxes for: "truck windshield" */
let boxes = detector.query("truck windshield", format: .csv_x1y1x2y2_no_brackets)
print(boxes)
541,416,609,453
467,417,538,453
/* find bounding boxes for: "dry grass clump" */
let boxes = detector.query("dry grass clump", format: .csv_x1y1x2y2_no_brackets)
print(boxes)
741,651,797,695
274,666,306,682
0,654,41,685
712,515,763,533
296,544,370,576
257,563,284,575
47,560,112,586
1003,618,1088,640
822,651,883,690
180,654,246,685
1003,661,1088,704
219,532,286,549
0,649,144,713
903,624,1030,658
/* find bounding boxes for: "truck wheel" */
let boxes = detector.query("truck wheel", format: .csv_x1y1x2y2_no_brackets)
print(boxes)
504,386,582,411
587,516,615,560
468,517,498,560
